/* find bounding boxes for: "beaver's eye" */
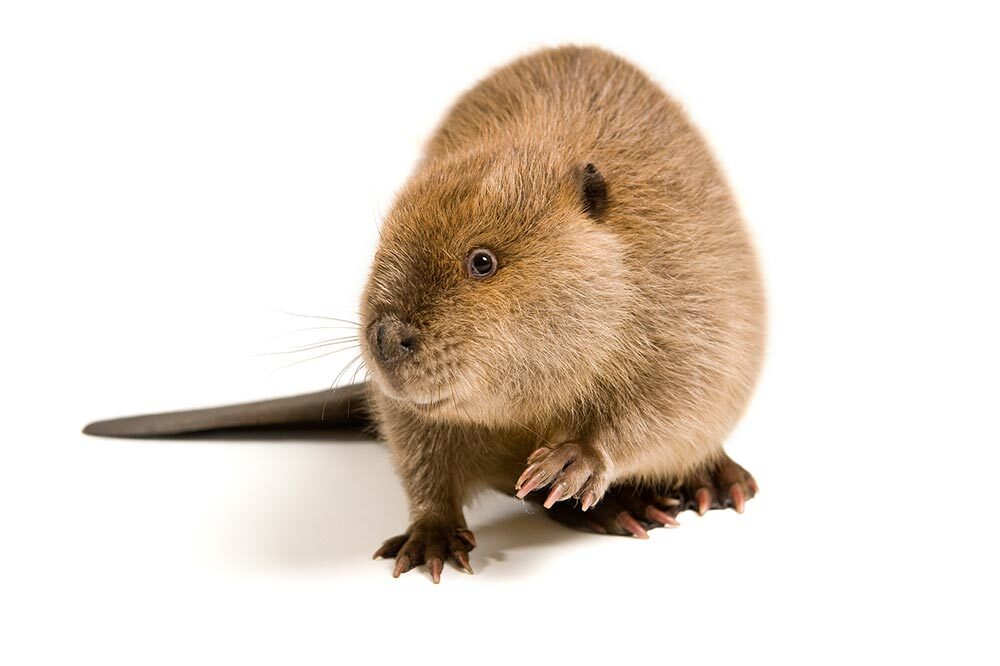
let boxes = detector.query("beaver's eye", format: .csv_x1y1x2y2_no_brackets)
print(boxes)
466,248,497,278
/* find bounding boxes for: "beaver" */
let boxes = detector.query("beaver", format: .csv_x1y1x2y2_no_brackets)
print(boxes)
85,45,766,583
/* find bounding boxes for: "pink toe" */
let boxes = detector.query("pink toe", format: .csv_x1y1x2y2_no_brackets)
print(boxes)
645,506,680,527
695,488,712,515
617,512,649,539
543,483,565,508
428,557,443,584
393,555,410,578
515,465,537,490
730,484,746,513
527,447,550,464
515,476,540,499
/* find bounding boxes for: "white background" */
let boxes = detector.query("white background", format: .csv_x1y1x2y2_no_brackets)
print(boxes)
2,1,998,664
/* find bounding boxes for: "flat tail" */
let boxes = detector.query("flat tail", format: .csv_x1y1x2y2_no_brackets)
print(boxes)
83,383,371,438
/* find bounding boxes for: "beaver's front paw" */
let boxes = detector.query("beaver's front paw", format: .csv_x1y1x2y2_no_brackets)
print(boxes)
373,524,476,584
514,442,609,510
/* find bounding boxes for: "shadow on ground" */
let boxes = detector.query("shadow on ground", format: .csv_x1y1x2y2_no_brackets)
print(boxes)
212,428,585,578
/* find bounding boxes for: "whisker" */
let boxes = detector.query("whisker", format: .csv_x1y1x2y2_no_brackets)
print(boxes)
255,337,359,356
266,345,360,377
345,357,368,420
322,352,364,420
265,325,360,341
331,353,364,388
275,310,361,326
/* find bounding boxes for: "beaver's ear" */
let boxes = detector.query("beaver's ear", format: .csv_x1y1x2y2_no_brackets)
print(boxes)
580,163,608,219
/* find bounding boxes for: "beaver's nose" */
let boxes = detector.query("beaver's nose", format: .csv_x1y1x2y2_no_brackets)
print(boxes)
373,317,418,365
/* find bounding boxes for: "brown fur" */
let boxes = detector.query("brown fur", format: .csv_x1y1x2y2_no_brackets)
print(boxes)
360,46,765,546
84,45,766,576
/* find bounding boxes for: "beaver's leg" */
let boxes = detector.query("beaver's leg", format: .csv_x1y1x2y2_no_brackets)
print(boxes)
539,483,684,538
372,415,479,583
534,452,758,537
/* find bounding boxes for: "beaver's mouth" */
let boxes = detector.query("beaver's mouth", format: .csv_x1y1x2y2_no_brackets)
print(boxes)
375,378,454,411
364,356,462,412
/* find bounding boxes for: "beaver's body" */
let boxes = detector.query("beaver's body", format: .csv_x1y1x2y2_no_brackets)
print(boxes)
86,46,766,582
361,46,765,578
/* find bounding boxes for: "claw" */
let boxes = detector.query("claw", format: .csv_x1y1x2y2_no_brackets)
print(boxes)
373,534,406,560
428,557,444,584
644,505,680,527
616,512,649,539
527,447,550,464
695,487,712,515
543,482,566,508
456,529,477,548
515,464,537,491
581,490,597,511
585,519,608,534
747,477,759,495
453,550,474,575
730,484,746,513
393,555,412,578
515,475,541,499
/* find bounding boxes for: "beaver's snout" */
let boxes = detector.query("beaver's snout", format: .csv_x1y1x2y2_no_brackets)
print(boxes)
371,316,419,367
